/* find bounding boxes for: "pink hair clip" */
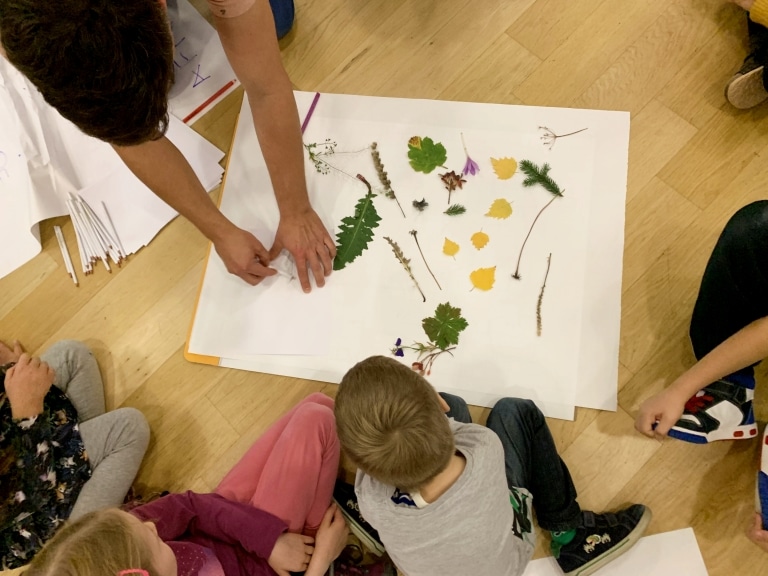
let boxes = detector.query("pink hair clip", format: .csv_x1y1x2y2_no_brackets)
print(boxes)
118,570,149,576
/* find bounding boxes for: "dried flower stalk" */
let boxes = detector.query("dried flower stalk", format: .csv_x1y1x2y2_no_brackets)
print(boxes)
384,236,426,302
371,142,406,218
537,253,552,336
409,230,442,290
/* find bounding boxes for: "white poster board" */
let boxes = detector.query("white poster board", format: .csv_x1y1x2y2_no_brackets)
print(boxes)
187,92,629,418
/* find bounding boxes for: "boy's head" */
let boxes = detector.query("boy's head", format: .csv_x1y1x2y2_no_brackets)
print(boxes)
0,0,174,146
335,355,455,491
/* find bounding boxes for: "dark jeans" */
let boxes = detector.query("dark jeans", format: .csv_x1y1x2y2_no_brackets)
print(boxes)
440,393,582,532
689,201,768,381
747,13,768,90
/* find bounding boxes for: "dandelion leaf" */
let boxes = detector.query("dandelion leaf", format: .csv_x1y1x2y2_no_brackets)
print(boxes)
408,136,447,174
471,231,489,250
422,302,469,350
333,194,382,271
470,266,496,291
491,157,517,180
443,238,460,257
485,198,513,220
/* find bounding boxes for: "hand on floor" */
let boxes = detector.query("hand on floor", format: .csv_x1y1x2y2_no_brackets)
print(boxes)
747,513,768,552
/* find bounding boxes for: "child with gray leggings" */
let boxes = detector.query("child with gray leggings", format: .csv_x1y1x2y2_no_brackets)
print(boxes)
0,340,149,569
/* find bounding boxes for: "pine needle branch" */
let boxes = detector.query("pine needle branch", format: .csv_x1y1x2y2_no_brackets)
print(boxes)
536,253,552,337
444,204,467,216
383,236,425,302
371,142,406,218
410,230,442,290
519,160,563,197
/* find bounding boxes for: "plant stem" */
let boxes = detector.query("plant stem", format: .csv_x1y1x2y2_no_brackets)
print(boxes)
556,127,588,138
536,253,552,337
356,174,372,194
410,230,442,290
512,196,558,280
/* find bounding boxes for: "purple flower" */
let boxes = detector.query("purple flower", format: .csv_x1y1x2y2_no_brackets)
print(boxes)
392,337,404,357
460,132,479,177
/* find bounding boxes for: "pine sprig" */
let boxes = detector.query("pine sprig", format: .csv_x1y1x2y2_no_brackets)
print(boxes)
333,183,381,271
519,160,563,197
371,142,406,218
383,236,425,302
444,204,467,216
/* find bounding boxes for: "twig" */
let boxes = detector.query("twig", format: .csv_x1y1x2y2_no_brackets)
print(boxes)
512,196,557,280
536,253,552,336
384,236,426,302
371,142,406,218
409,230,442,290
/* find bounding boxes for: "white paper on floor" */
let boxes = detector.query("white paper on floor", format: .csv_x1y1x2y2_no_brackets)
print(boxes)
187,92,629,418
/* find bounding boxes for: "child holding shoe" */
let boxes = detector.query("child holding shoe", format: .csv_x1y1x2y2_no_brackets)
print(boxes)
334,356,652,576
23,393,349,576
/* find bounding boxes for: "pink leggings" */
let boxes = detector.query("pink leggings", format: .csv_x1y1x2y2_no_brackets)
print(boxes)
215,393,339,534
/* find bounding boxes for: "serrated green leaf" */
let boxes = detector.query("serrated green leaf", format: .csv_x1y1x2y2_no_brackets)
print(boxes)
333,194,382,271
408,137,447,174
422,302,469,350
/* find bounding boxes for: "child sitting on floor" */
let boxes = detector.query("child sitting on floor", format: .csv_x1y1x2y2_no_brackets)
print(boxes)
23,393,348,576
334,356,652,576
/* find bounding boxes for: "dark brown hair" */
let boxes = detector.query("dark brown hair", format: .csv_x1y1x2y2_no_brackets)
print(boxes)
335,356,455,491
0,0,174,146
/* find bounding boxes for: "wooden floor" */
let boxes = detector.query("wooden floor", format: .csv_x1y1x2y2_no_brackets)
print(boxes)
2,0,768,573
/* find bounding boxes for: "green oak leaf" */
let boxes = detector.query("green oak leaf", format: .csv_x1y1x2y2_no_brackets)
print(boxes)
408,136,447,174
422,302,469,350
333,194,382,271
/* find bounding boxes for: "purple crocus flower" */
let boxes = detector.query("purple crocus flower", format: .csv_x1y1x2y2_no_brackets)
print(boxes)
392,337,405,357
460,132,479,177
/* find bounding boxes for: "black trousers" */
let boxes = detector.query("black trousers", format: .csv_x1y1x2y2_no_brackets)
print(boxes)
747,13,768,90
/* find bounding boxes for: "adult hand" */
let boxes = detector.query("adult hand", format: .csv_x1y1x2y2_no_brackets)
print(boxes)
269,207,336,293
0,339,23,365
635,385,690,439
213,226,277,286
307,503,348,574
268,532,316,576
4,353,55,420
730,0,755,10
747,513,768,552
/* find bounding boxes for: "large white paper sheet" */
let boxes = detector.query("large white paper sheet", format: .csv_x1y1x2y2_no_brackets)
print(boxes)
0,57,225,279
167,0,240,124
523,528,708,575
187,92,629,417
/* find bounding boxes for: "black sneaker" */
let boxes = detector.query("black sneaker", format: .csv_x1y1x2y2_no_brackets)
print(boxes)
725,53,768,109
553,505,652,576
668,377,757,444
333,480,386,556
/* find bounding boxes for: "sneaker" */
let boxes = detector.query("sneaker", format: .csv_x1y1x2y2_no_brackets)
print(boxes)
333,480,386,556
759,427,768,530
668,377,757,444
725,54,768,109
554,505,652,576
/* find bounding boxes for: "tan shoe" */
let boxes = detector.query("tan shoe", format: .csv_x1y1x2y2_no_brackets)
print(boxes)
725,58,768,109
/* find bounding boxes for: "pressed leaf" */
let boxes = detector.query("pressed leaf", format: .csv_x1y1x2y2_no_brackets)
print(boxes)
491,157,517,180
443,238,460,257
422,302,469,350
471,231,490,250
333,194,382,271
470,266,496,291
408,136,447,174
485,198,513,220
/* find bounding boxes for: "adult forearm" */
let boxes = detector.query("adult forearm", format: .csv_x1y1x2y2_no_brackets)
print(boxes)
113,137,235,243
671,315,768,395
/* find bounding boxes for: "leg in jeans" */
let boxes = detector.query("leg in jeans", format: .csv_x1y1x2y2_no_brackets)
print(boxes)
216,393,339,534
747,14,768,90
439,392,472,424
689,201,768,379
486,398,581,532
42,341,150,519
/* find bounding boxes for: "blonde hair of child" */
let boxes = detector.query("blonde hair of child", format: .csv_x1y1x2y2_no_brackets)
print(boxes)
335,355,455,491
24,508,159,576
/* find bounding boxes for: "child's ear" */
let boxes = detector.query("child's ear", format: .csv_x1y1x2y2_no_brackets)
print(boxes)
436,391,450,413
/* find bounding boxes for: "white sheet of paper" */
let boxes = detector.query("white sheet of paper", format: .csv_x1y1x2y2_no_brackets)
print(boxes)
522,528,708,575
167,0,240,124
0,57,225,279
187,92,629,417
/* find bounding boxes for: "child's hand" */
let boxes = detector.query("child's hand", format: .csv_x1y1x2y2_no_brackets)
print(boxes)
268,532,316,576
635,386,688,439
729,0,755,10
747,513,768,552
307,503,349,574
0,339,23,366
4,354,55,420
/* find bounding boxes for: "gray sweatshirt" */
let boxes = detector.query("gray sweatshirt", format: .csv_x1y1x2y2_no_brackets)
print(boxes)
355,419,535,576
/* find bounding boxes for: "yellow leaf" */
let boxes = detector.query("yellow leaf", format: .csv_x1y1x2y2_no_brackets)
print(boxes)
491,157,517,180
485,198,513,220
471,231,489,250
470,266,496,291
443,237,460,257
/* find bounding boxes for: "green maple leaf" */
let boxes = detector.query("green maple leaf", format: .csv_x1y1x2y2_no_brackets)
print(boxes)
333,193,382,271
408,137,447,174
422,302,469,350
